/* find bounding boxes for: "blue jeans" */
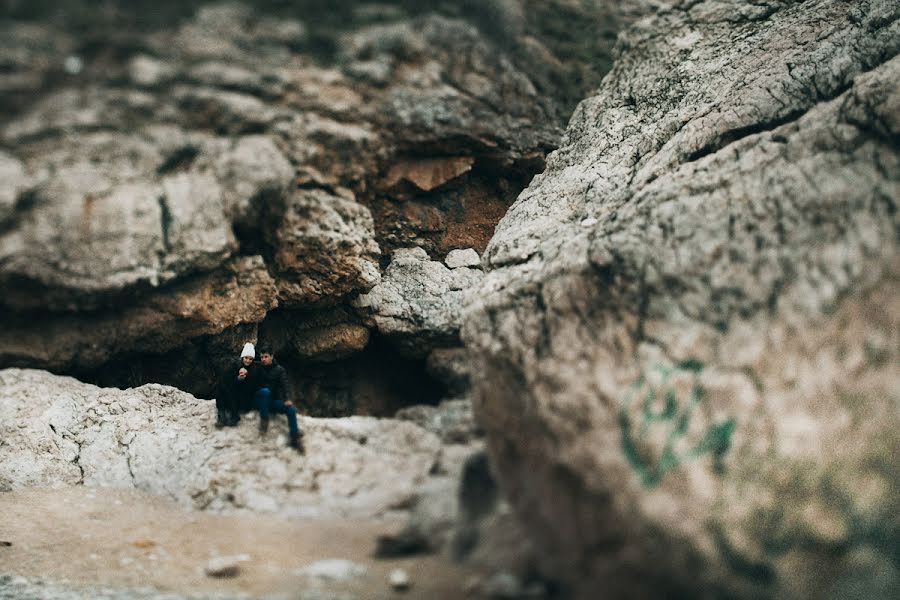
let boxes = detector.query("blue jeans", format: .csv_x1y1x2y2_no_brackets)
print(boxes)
255,387,300,438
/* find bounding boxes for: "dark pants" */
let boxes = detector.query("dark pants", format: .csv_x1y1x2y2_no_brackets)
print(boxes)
216,393,240,425
218,381,257,425
255,387,300,438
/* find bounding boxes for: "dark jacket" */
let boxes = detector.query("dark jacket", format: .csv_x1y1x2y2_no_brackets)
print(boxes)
258,360,292,403
220,359,260,403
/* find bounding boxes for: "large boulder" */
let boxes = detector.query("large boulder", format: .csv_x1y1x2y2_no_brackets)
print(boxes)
355,247,483,355
463,1,900,598
0,368,443,519
271,189,381,306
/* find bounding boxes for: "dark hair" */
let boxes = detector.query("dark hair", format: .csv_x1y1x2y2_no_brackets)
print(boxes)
258,346,274,356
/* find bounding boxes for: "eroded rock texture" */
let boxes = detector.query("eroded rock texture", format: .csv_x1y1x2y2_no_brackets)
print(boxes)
463,1,900,598
0,368,443,519
0,367,536,592
0,1,646,406
355,247,484,355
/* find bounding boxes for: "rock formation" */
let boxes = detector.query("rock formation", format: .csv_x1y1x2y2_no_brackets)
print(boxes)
0,0,646,407
5,1,893,598
0,367,536,597
0,368,443,518
355,247,483,355
463,1,900,598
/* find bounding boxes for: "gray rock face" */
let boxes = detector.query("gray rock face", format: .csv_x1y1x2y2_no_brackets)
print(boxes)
272,189,381,306
0,125,293,312
0,0,638,377
445,248,481,270
0,369,443,520
355,248,483,354
396,399,478,445
463,1,900,598
0,151,28,226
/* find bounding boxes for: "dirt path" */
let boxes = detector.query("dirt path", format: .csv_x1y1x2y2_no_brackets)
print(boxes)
0,487,483,599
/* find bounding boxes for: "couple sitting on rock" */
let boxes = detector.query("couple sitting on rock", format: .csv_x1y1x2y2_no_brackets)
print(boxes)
216,342,304,453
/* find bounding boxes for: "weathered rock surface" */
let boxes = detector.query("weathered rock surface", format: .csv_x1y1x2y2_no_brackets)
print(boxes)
271,189,381,306
0,0,646,386
0,368,443,519
355,248,483,355
396,399,478,445
258,307,371,363
0,151,28,227
445,248,481,270
0,256,277,371
0,367,538,597
464,1,900,598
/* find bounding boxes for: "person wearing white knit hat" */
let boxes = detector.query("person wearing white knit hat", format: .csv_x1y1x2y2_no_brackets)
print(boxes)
215,342,259,428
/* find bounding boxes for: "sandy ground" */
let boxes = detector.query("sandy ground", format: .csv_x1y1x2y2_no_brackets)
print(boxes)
0,487,483,599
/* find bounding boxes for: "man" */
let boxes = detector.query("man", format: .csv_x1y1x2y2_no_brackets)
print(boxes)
255,347,304,453
216,342,258,428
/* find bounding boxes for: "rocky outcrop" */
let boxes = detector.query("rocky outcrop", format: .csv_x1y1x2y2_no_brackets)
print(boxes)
0,368,539,596
0,0,646,393
0,368,444,519
463,1,900,598
270,189,381,306
0,256,276,371
355,247,483,355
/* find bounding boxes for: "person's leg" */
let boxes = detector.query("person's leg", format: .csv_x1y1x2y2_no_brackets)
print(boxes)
215,396,228,428
226,389,241,426
255,387,271,433
270,402,303,452
238,390,254,415
284,405,299,439
285,405,303,452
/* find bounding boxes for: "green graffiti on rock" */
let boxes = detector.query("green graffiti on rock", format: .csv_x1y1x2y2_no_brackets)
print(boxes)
619,362,735,488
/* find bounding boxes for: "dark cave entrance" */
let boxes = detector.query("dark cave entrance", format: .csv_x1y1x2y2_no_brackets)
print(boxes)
71,331,447,419
276,334,447,417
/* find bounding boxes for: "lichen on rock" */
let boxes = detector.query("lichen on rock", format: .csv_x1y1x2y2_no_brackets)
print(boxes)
463,1,900,598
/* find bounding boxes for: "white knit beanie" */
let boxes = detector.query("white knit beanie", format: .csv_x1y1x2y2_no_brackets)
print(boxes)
240,342,255,359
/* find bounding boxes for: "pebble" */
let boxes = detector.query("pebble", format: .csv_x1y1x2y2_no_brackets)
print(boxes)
482,572,523,599
204,554,250,578
63,54,84,75
297,559,367,581
388,568,411,591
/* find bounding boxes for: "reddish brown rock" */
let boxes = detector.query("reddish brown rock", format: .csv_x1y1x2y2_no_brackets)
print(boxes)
382,157,475,192
271,189,381,306
0,256,276,371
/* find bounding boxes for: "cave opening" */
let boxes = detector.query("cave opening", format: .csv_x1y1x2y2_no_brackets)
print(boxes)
277,333,447,418
70,329,448,419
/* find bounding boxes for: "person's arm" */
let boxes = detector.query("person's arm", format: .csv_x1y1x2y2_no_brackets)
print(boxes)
279,366,293,405
220,363,238,388
250,363,260,383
